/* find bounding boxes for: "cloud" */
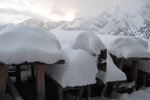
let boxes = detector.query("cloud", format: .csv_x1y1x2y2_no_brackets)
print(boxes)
0,8,49,20
0,0,149,23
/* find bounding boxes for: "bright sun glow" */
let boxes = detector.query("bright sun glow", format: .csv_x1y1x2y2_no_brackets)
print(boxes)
63,12,75,21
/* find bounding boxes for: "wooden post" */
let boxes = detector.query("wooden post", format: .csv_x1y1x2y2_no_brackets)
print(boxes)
101,83,108,98
87,86,91,100
132,60,139,90
118,58,124,70
16,65,21,84
58,86,63,100
143,73,148,87
35,64,46,100
76,87,84,100
0,64,8,100
31,65,35,80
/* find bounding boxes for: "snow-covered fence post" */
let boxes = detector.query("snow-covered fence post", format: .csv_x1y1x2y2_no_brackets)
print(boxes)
0,64,8,100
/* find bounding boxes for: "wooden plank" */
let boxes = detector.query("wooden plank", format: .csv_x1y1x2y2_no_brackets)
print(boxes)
0,64,8,100
7,78,23,100
35,64,46,100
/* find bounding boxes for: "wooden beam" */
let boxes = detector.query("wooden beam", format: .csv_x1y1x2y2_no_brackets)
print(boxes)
35,64,46,100
0,64,8,100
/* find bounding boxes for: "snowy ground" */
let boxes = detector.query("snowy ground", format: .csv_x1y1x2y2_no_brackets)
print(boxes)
65,88,150,100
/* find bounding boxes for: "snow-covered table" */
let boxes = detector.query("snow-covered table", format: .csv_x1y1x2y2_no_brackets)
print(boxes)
107,36,150,88
0,25,65,100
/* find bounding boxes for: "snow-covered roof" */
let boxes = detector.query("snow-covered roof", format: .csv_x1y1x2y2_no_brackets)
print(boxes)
97,53,127,83
46,47,97,88
0,25,64,65
73,32,106,55
108,37,150,58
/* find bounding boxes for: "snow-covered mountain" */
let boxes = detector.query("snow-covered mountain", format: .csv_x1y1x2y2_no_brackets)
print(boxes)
18,4,150,38
19,18,66,31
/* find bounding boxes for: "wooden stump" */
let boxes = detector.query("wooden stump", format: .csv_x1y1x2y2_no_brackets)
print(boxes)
0,64,8,100
35,64,46,100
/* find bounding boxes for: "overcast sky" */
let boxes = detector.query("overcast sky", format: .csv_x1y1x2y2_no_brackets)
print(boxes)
0,0,149,23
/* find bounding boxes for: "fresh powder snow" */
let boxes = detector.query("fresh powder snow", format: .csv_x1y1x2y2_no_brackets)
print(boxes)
0,25,64,65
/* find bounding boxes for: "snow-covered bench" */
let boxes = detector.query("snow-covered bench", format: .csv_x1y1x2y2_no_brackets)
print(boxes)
0,25,64,100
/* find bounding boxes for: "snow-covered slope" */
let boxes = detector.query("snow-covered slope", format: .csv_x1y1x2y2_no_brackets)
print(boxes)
0,25,64,64
17,4,150,39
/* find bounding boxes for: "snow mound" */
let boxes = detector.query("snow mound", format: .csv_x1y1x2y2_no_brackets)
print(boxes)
97,53,127,83
0,25,64,64
73,32,106,55
108,37,150,58
46,48,97,88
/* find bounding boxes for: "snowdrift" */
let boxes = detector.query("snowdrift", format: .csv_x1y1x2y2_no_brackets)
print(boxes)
0,25,64,65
